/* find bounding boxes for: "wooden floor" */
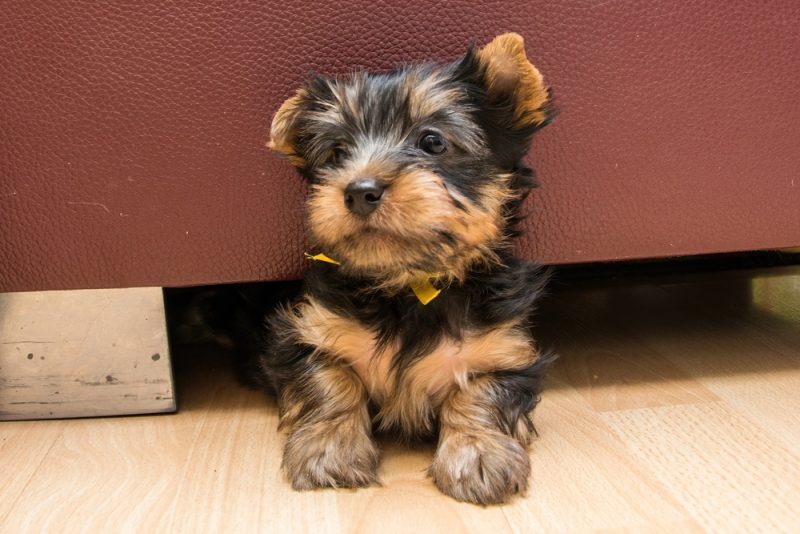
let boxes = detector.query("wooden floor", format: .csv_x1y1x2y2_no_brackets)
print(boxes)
2,266,800,533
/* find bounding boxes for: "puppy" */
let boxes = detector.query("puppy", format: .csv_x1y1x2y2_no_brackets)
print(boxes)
257,33,555,504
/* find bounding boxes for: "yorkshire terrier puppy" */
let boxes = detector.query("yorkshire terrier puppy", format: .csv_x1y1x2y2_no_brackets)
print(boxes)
258,33,555,505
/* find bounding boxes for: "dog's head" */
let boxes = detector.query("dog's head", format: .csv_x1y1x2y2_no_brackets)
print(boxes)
270,33,552,291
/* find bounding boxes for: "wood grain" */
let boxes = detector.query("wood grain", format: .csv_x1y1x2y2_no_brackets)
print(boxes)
2,267,799,532
0,287,174,420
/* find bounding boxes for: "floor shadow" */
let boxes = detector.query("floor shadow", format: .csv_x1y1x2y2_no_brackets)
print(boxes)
535,268,800,392
165,266,800,411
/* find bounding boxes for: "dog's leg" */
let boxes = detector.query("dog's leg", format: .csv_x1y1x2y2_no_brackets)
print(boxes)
278,358,379,490
429,356,550,504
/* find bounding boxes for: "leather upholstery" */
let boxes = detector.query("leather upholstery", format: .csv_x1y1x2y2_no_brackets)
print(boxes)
2,1,799,292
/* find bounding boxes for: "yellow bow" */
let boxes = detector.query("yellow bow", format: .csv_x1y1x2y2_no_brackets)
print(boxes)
304,252,441,305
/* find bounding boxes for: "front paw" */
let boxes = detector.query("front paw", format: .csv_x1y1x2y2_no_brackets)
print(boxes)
429,431,530,505
283,425,380,490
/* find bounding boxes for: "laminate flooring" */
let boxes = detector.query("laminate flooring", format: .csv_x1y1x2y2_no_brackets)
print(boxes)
2,266,799,533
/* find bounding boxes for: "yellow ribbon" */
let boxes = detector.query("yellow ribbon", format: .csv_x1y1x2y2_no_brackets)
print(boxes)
304,252,441,305
303,252,341,265
408,277,442,305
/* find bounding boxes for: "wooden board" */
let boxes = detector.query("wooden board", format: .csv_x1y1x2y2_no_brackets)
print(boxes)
0,287,174,420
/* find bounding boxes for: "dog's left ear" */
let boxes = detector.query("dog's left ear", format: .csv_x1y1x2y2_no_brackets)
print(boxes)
268,89,307,167
473,33,552,130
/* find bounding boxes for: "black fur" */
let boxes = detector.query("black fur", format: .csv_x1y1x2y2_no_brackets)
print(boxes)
250,255,554,438
290,47,551,227
489,349,558,438
307,256,548,370
253,40,557,437
224,36,558,500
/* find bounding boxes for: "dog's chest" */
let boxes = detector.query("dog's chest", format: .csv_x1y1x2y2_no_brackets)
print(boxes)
293,299,469,399
341,333,472,402
290,296,534,433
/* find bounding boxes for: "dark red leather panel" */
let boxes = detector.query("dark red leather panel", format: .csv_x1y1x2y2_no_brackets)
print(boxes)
2,1,799,292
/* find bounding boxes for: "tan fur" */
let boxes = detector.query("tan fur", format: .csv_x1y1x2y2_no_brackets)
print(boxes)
267,36,549,500
477,33,549,127
284,296,539,435
279,363,379,489
378,322,538,434
269,90,307,166
307,167,517,292
405,69,464,121
430,374,533,504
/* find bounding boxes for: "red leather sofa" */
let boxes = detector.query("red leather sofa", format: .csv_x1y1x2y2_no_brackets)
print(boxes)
2,1,799,292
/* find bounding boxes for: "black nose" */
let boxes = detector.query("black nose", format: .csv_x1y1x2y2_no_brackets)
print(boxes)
344,178,385,216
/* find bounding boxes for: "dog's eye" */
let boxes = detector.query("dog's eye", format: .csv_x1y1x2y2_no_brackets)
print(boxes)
327,146,348,165
418,132,447,155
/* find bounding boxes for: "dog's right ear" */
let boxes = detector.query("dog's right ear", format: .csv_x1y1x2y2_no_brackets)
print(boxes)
455,34,552,132
476,33,551,131
268,89,307,167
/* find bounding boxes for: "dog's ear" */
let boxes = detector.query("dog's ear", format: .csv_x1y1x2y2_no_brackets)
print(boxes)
473,33,552,130
268,89,307,167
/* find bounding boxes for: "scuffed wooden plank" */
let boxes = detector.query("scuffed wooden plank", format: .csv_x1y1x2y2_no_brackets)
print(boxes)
0,287,174,420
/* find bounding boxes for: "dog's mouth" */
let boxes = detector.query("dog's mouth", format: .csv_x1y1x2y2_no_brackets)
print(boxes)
338,212,428,244
356,222,418,240
333,225,425,257
325,225,473,280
